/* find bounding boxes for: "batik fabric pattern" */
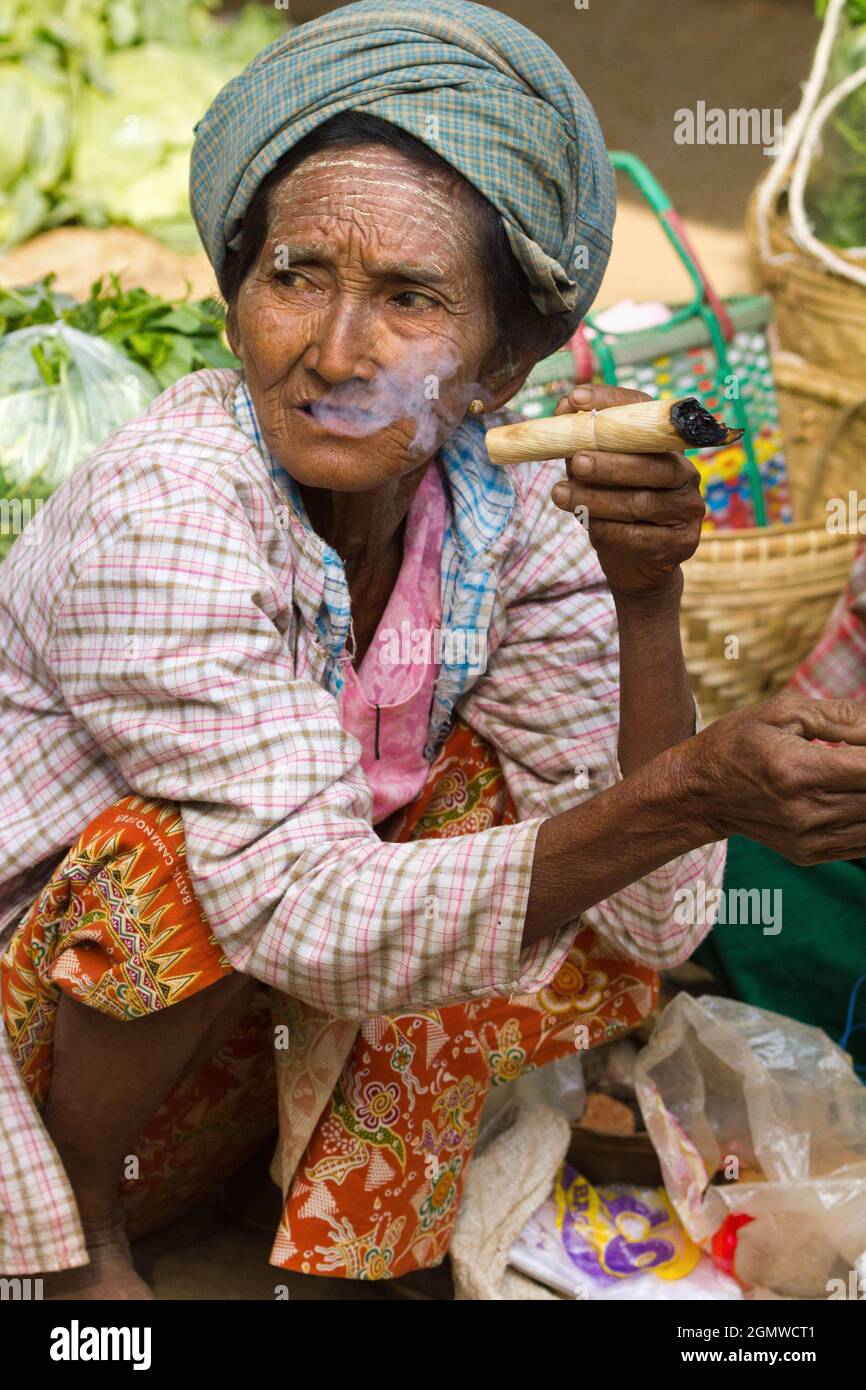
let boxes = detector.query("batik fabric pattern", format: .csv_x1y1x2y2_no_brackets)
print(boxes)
1,720,656,1275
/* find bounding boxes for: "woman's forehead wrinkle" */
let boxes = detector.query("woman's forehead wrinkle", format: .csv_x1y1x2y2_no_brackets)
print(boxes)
286,173,464,229
267,169,475,270
292,173,460,217
287,151,464,215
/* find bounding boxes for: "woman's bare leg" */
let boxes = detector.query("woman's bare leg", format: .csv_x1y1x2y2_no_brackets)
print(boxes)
41,971,258,1300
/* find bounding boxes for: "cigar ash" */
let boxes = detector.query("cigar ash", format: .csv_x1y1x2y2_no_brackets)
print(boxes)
670,396,733,448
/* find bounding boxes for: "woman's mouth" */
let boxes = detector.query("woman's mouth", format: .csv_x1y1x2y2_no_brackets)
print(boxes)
296,400,382,438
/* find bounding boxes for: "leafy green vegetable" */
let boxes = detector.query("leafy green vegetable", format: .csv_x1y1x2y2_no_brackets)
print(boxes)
816,0,866,24
0,320,159,560
0,271,239,560
0,273,238,388
0,1,290,251
808,4,866,247
67,45,229,252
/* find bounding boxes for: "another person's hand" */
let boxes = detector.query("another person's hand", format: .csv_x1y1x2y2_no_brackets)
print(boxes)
549,384,704,601
684,691,866,864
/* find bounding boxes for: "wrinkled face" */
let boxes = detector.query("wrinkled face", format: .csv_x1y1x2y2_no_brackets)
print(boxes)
227,143,520,492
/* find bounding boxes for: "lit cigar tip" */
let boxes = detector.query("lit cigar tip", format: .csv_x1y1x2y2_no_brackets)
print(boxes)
669,396,741,449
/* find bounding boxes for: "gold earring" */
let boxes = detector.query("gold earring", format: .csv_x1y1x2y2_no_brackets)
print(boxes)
468,398,485,415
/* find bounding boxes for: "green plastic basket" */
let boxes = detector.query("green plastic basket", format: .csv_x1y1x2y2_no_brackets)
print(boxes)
510,153,793,531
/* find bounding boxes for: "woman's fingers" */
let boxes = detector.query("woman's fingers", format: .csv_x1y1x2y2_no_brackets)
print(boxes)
563,451,695,490
775,817,866,866
757,690,866,747
551,479,704,526
554,385,653,416
791,740,866,792
689,694,866,847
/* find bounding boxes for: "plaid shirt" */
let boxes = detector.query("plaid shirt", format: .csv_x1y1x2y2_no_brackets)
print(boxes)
0,368,723,1271
789,540,866,702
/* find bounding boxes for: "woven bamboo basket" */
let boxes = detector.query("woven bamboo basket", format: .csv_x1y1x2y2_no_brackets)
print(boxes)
682,22,866,725
774,352,866,516
680,520,857,721
680,349,866,720
746,183,866,385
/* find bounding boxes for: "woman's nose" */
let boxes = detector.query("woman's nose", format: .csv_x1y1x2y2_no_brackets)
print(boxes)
303,295,378,384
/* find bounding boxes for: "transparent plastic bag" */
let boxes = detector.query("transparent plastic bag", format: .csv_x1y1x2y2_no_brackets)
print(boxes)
804,8,866,250
0,321,158,494
476,1052,586,1155
634,994,866,1298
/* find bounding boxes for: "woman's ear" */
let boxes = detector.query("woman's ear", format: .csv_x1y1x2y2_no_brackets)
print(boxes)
225,302,241,362
480,352,541,414
478,321,561,414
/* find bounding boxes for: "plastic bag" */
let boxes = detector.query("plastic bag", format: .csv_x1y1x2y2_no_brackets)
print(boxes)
476,1052,586,1154
0,321,157,492
509,1164,742,1301
634,994,866,1298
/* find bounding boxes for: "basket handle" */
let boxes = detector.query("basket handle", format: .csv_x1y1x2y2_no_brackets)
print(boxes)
787,67,866,286
583,153,767,525
586,152,735,341
754,0,866,284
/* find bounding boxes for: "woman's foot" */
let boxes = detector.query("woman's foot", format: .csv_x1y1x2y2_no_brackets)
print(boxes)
44,1225,154,1301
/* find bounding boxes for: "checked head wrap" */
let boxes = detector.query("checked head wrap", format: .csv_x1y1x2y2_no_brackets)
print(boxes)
190,0,616,348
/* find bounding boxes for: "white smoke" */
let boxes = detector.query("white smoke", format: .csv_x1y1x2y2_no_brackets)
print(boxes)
308,342,481,454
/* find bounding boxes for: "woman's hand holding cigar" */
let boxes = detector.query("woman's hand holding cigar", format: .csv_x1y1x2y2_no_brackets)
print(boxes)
510,385,866,945
546,383,705,600
500,382,704,780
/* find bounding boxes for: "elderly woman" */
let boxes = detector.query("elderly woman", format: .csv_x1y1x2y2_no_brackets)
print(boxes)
3,0,866,1301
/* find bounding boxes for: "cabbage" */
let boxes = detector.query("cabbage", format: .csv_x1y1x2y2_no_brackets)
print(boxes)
0,61,72,247
0,1,290,252
68,46,227,251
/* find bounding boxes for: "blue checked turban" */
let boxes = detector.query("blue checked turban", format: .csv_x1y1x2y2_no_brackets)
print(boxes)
190,0,616,347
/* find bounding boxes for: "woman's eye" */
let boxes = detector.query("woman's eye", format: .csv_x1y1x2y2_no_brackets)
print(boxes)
274,270,311,288
391,290,439,310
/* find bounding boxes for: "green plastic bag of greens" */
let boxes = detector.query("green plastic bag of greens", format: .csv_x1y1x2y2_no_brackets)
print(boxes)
0,321,157,559
807,2,866,249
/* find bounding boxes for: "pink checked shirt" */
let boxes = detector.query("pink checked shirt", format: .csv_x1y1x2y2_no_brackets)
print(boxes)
0,369,725,1272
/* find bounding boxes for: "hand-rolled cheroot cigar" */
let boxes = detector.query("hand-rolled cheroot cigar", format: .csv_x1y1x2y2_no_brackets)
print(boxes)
485,395,744,465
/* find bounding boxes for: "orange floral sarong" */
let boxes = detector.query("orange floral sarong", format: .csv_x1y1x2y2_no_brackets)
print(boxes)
1,717,657,1276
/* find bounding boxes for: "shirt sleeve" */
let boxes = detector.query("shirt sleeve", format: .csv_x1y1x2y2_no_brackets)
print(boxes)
457,459,727,969
46,478,576,1019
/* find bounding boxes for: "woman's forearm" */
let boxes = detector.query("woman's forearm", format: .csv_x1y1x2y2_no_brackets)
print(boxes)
613,575,696,774
521,733,710,949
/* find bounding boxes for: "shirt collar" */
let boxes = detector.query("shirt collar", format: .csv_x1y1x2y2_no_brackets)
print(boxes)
231,378,516,567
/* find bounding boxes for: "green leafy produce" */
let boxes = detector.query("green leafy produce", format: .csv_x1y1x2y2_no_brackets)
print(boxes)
0,0,289,251
67,45,230,252
0,0,220,69
816,0,866,23
0,274,238,388
0,63,73,247
807,4,866,248
0,275,238,559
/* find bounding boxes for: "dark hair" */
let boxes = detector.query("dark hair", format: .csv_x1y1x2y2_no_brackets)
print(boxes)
218,110,559,376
